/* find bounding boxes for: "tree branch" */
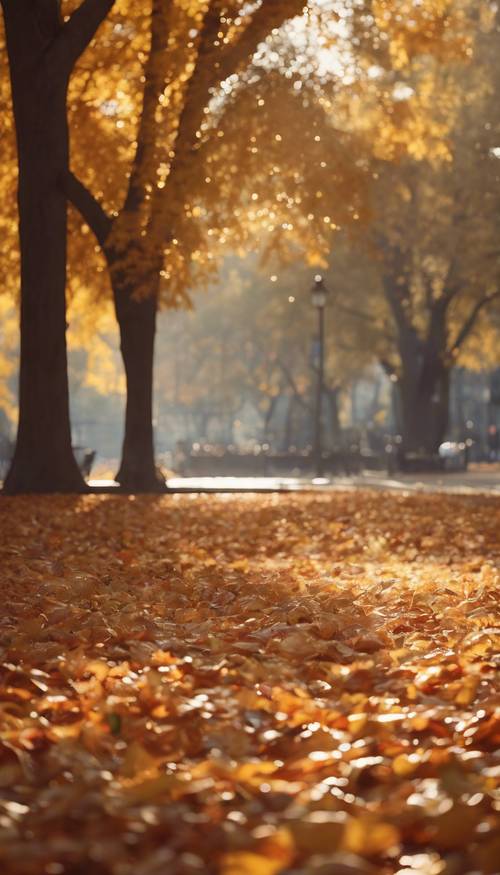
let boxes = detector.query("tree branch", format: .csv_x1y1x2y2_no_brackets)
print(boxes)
379,358,398,379
276,356,311,411
123,0,172,215
449,291,500,354
336,302,374,323
53,0,115,71
150,0,308,239
215,0,306,86
335,300,395,342
145,2,223,240
63,171,113,247
251,334,312,411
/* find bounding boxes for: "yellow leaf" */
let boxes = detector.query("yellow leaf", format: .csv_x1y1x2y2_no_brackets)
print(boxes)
343,817,400,856
220,851,284,875
392,752,421,777
290,811,346,854
221,829,294,875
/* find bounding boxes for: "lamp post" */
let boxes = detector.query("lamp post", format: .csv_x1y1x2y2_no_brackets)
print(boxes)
311,275,329,477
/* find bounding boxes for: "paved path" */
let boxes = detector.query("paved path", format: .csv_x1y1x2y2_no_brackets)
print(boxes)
85,470,500,495
332,469,500,495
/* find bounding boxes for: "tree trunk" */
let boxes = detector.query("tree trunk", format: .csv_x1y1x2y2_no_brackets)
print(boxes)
283,394,297,451
326,387,341,447
399,362,450,455
263,394,279,441
196,410,211,442
110,267,165,491
2,3,85,493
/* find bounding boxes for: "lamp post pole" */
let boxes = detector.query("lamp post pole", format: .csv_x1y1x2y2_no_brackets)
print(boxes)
311,276,329,478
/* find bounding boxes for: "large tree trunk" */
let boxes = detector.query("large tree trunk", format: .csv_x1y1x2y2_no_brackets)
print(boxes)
110,267,165,491
383,269,451,457
399,361,450,455
2,3,85,493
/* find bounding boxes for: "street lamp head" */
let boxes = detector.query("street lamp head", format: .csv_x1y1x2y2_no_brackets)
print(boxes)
311,275,328,309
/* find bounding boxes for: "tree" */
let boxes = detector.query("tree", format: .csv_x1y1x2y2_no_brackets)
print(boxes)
320,0,500,454
63,0,374,489
59,0,312,489
1,0,114,492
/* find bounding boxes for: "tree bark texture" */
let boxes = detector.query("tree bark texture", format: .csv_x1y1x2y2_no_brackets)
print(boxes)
2,2,85,492
398,360,450,455
382,258,451,456
109,261,165,491
326,387,341,447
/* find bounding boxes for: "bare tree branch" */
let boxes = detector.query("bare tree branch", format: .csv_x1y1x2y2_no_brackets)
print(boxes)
449,291,500,354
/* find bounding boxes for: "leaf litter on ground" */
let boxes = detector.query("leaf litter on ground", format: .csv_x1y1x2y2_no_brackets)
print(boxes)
0,490,499,875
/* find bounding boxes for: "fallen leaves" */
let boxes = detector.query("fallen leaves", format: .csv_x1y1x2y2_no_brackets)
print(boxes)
0,490,499,874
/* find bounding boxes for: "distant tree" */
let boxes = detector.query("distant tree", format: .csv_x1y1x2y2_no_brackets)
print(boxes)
325,4,500,454
155,258,376,451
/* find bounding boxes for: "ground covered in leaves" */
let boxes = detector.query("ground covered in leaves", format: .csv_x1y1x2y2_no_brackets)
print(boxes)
0,491,499,875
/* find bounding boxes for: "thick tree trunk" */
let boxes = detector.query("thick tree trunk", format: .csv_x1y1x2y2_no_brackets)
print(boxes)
2,4,85,493
399,363,450,455
110,268,165,491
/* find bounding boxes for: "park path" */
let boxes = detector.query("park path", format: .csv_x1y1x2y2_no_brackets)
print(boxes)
86,467,500,495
